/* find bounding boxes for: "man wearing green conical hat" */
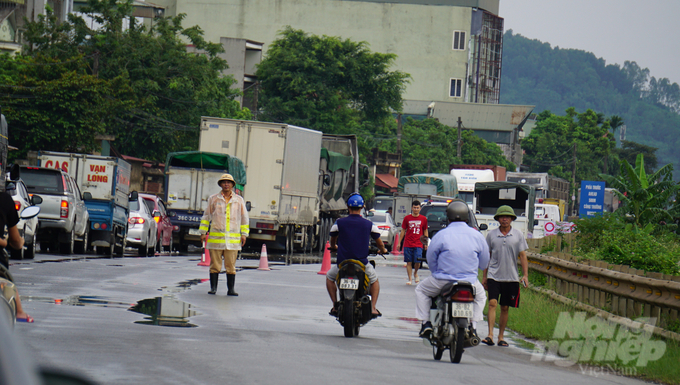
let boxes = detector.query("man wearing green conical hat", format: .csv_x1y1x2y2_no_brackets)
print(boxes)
481,205,528,348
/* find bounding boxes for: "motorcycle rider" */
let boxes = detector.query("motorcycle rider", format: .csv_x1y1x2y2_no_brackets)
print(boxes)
326,193,387,317
415,200,489,338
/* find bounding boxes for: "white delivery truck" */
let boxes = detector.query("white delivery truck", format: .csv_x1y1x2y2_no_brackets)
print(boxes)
473,181,536,239
37,152,132,256
199,117,367,253
450,168,495,210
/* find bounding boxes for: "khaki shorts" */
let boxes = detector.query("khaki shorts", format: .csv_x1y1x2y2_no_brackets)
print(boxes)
326,263,378,284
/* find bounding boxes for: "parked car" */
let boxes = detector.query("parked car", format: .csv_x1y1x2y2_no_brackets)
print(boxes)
366,211,398,251
419,200,487,264
126,198,157,256
420,200,485,239
139,193,173,253
5,177,42,260
20,166,89,255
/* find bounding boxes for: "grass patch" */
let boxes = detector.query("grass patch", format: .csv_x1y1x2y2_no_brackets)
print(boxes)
494,287,680,384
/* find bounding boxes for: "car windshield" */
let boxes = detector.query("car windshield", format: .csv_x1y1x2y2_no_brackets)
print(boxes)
21,169,64,194
421,206,447,222
373,199,392,211
458,191,474,206
368,213,388,223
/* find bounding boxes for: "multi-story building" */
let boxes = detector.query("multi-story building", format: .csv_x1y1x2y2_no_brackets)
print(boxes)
151,0,531,167
151,0,503,105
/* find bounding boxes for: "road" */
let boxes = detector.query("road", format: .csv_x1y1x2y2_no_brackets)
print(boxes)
9,251,649,385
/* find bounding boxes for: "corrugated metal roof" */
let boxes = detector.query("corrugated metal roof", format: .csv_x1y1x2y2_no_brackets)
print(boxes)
402,100,534,132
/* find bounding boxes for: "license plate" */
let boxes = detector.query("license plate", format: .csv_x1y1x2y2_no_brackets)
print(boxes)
188,228,202,236
339,278,359,290
451,302,473,318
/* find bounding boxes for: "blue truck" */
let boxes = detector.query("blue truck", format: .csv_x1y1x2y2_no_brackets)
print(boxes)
38,152,133,257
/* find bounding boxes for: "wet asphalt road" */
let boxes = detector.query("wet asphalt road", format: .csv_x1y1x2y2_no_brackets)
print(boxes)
8,251,651,385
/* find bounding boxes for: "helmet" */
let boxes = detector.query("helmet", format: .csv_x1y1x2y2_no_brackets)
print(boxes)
217,173,236,186
446,200,469,222
494,205,517,221
347,192,364,208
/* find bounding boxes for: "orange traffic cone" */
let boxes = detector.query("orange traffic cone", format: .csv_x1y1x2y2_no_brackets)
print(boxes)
391,233,401,255
198,236,211,266
318,242,332,275
257,244,271,271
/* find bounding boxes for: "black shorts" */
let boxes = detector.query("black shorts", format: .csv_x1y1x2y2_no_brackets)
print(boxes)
486,279,520,308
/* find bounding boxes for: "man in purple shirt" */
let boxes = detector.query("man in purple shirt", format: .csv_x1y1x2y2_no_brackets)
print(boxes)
326,193,387,317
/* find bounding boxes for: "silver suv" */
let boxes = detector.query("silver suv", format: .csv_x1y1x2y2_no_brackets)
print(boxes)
20,166,90,254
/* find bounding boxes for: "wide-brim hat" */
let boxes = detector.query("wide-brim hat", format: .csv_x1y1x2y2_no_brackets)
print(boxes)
217,173,236,186
494,205,517,221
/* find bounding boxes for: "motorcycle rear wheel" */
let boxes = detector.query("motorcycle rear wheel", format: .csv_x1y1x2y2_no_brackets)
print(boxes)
343,299,355,338
450,326,465,363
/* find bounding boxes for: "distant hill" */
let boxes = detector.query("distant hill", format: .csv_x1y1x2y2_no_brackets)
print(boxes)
500,30,680,176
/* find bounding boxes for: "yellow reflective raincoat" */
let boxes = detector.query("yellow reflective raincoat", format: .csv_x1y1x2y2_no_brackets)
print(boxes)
199,192,249,250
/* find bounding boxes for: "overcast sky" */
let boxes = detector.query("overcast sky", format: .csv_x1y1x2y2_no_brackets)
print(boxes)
499,0,680,85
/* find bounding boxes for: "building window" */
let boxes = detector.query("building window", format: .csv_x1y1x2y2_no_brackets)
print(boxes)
450,78,462,98
453,31,466,50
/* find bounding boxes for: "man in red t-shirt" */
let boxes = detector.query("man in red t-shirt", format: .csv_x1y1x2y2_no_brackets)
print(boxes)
399,200,428,285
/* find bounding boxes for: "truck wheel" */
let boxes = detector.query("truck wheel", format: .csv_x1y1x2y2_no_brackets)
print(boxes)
60,228,75,255
75,225,89,254
24,231,37,260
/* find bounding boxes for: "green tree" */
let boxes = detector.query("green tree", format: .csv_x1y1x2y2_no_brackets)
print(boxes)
522,108,613,185
599,154,679,228
614,140,658,173
256,27,410,134
1,54,133,157
379,118,514,175
8,0,249,161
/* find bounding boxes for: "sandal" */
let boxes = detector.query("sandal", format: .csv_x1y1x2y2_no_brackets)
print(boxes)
497,340,509,347
17,315,34,323
415,275,420,283
371,310,382,319
406,281,412,285
329,307,338,317
481,337,494,346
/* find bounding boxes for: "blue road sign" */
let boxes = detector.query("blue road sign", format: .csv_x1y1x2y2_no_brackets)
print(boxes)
579,180,605,218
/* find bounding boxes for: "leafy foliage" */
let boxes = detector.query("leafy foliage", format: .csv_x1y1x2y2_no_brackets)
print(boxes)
1,54,133,155
574,213,680,275
2,0,249,161
502,30,680,180
376,118,515,175
599,154,679,228
521,108,614,189
256,27,410,135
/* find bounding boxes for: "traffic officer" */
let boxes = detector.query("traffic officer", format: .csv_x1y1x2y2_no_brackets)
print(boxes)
199,174,249,296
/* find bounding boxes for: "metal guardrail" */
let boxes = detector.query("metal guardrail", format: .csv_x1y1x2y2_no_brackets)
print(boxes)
525,250,680,332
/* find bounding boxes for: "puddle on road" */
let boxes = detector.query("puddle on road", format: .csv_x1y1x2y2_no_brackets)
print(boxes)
27,278,205,327
129,297,199,328
25,295,134,309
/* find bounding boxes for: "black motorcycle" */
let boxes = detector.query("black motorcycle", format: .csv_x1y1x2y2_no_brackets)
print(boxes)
426,281,480,363
332,259,376,337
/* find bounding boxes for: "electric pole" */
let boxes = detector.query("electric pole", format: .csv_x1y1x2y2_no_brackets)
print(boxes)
570,142,577,217
397,113,402,155
457,117,462,158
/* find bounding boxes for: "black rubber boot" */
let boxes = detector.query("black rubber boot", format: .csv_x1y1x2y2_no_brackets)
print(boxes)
227,274,238,296
208,273,218,295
